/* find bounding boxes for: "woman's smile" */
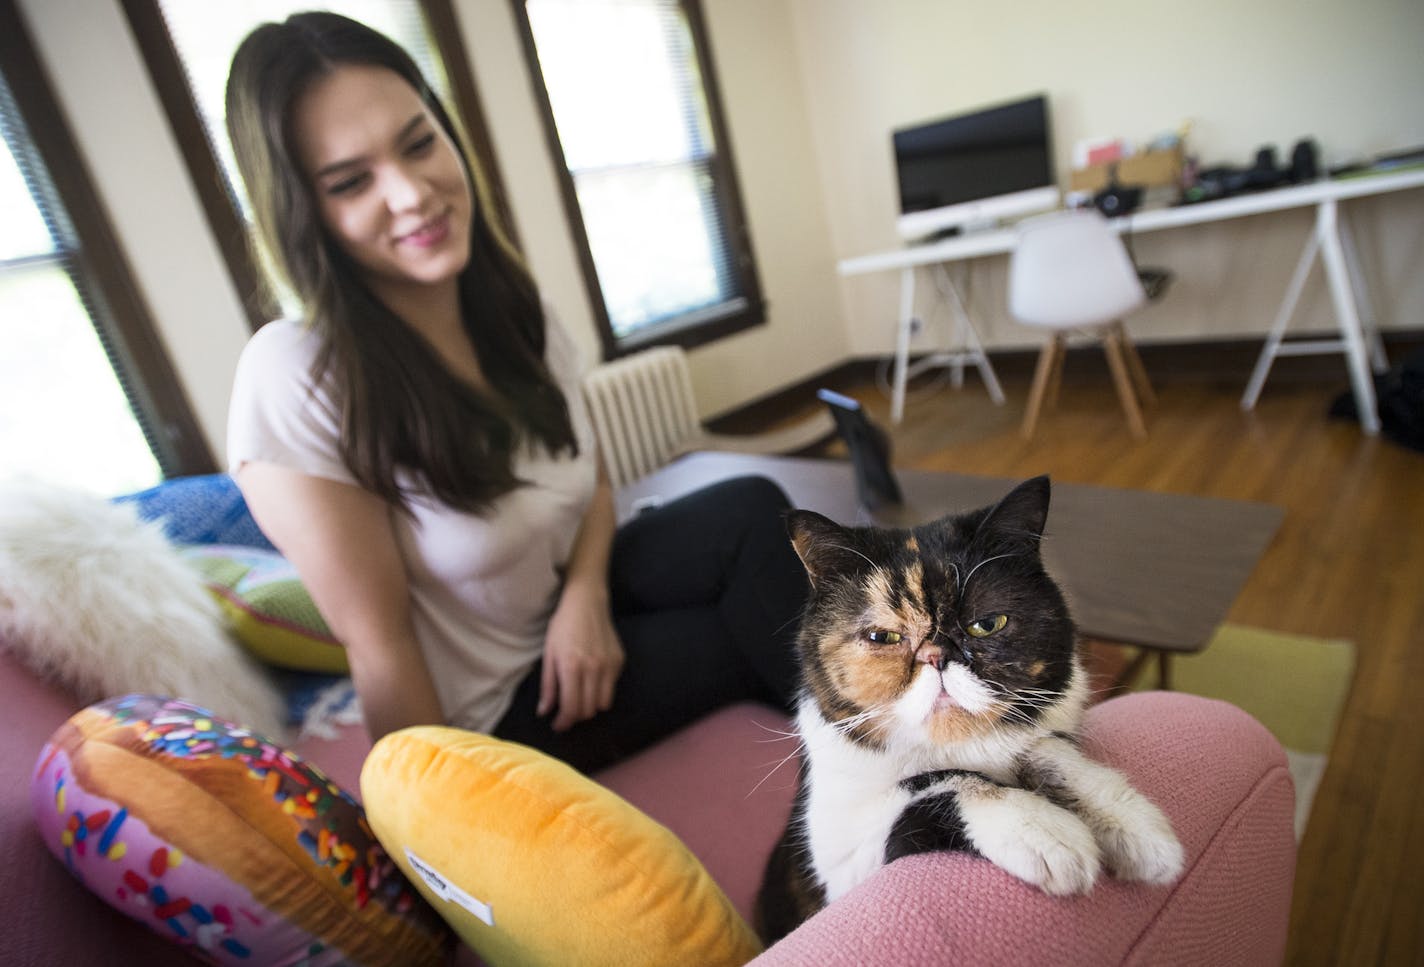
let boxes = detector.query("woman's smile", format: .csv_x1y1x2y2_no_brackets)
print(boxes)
397,210,453,249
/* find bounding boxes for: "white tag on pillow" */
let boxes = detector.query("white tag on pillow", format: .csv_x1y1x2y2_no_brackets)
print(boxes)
405,848,495,927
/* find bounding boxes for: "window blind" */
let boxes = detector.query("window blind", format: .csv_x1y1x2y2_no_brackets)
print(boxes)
524,0,746,341
0,66,168,492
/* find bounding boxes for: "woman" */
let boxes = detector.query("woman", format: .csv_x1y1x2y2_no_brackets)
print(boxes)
224,12,808,773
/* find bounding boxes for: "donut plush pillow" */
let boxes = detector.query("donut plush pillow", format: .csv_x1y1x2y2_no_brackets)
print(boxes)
30,695,448,966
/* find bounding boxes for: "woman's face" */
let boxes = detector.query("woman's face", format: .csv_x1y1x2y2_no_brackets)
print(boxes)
291,64,474,301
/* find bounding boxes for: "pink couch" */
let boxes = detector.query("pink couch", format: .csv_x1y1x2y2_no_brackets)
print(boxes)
0,642,1296,966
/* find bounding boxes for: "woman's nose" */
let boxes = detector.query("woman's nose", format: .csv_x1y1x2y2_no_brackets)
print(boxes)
383,163,432,212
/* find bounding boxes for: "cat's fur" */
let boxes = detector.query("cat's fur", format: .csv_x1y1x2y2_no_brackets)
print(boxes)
755,476,1183,942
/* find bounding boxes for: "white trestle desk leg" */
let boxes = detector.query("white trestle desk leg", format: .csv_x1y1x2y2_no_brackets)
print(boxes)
945,268,966,389
1337,210,1389,374
1242,229,1319,411
934,264,965,390
891,266,916,424
935,264,1007,406
1318,198,1381,435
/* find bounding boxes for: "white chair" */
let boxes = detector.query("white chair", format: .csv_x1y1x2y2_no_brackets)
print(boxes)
582,345,836,488
1009,209,1155,438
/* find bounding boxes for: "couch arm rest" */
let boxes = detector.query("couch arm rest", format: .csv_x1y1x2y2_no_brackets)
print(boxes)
752,691,1296,967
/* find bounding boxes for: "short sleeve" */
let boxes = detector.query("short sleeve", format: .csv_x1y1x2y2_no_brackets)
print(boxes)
227,320,356,485
541,302,588,400
539,303,599,456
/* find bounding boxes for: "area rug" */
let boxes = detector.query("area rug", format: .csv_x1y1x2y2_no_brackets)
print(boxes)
1091,624,1355,840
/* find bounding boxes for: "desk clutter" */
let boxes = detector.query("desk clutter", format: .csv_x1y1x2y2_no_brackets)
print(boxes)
1068,128,1326,214
1069,133,1424,215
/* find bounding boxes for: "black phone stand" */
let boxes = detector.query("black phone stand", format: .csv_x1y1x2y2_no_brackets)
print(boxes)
817,389,903,511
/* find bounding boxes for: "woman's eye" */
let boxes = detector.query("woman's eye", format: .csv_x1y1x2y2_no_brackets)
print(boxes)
866,630,902,645
966,614,1008,638
326,173,369,196
406,133,436,156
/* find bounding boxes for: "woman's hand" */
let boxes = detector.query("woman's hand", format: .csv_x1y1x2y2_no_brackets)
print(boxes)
538,578,625,732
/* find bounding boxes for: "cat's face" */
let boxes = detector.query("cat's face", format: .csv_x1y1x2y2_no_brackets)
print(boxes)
788,476,1077,751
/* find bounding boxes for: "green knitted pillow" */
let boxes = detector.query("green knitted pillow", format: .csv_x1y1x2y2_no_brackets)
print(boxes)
183,546,348,674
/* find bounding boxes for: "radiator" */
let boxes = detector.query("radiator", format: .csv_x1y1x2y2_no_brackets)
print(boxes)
581,346,703,489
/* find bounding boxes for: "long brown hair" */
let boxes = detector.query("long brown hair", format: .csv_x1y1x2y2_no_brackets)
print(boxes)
225,11,577,513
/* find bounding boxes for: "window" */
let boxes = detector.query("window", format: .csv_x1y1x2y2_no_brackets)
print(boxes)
516,0,763,357
0,6,212,496
121,0,516,327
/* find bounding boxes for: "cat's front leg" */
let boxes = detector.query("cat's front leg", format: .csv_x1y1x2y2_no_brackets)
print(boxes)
1021,735,1185,886
888,770,1101,896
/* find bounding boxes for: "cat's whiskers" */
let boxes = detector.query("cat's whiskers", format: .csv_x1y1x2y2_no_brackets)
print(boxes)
748,751,804,799
821,541,878,571
751,729,808,797
962,552,1020,589
977,682,1066,731
829,703,893,738
752,721,804,743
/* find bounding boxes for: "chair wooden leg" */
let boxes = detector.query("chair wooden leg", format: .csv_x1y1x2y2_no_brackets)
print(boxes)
1046,335,1066,406
1115,321,1156,407
1021,335,1063,439
1102,327,1148,438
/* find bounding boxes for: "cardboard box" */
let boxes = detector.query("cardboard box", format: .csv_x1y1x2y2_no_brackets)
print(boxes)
1070,145,1184,194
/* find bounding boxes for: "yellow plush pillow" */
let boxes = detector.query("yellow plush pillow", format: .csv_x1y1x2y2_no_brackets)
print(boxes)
360,727,763,967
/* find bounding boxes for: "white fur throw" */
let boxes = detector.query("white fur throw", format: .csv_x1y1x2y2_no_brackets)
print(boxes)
0,479,288,741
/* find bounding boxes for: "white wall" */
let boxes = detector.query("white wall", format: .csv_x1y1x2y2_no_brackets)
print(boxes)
14,0,1424,461
787,0,1424,356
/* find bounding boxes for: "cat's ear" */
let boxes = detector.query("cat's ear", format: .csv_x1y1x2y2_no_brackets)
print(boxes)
978,475,1051,550
786,510,860,588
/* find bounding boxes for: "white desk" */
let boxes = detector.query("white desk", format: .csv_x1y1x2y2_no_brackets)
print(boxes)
839,168,1424,432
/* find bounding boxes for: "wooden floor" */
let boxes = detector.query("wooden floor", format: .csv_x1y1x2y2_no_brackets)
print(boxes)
757,363,1423,966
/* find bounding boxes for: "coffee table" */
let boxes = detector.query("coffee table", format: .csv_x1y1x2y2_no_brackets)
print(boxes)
616,452,1284,687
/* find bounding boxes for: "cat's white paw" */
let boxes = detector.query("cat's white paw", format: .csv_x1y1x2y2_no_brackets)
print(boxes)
962,788,1102,895
1095,793,1185,885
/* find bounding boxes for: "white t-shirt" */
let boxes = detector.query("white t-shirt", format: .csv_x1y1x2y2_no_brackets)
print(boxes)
227,311,598,731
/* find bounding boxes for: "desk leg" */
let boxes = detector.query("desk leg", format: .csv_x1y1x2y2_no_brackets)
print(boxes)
936,264,1007,405
1242,229,1319,411
1318,199,1382,435
933,265,967,389
891,266,916,425
1338,211,1389,374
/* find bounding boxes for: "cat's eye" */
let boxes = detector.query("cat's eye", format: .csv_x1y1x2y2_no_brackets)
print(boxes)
966,614,1008,638
867,630,903,645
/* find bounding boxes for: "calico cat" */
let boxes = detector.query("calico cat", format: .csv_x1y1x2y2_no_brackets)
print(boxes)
755,475,1183,942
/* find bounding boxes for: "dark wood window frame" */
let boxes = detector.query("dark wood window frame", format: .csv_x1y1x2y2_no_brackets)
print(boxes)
2,0,215,477
120,0,519,332
512,0,765,360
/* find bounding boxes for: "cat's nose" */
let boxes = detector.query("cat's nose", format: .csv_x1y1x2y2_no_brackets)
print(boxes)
915,642,949,671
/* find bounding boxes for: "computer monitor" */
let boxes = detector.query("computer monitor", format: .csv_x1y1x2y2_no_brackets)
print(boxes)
893,94,1059,240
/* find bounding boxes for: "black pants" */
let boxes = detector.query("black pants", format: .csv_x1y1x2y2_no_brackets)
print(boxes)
493,476,809,773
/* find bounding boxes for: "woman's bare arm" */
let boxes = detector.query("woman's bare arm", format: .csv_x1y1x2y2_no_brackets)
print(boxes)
236,461,444,740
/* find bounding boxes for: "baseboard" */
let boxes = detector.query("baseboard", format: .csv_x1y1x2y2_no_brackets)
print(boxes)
705,330,1424,432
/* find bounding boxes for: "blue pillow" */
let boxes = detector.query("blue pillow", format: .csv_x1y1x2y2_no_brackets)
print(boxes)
115,474,275,551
